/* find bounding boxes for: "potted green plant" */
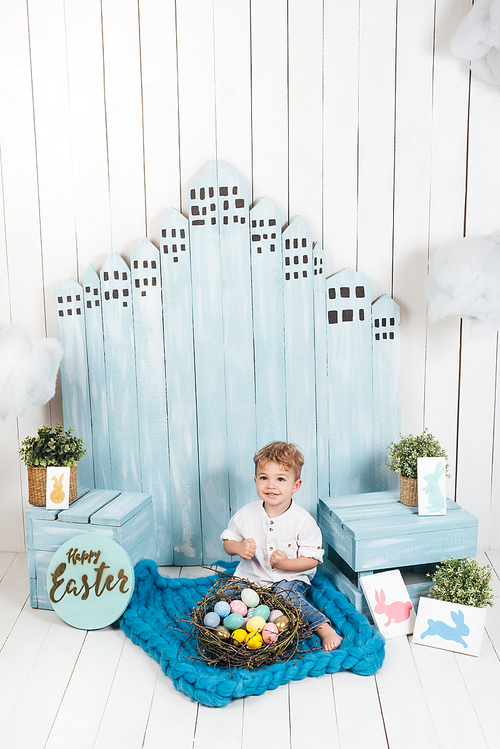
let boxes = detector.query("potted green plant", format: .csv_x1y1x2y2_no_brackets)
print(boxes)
19,423,86,506
385,428,449,506
412,556,495,657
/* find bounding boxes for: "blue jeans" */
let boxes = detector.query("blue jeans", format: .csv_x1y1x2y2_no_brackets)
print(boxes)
271,579,329,631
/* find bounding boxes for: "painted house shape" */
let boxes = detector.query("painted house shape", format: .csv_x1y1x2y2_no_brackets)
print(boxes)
56,160,401,565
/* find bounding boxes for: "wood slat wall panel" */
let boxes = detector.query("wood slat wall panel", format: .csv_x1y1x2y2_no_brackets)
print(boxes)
425,0,470,503
64,0,113,277
250,0,288,223
1,0,500,556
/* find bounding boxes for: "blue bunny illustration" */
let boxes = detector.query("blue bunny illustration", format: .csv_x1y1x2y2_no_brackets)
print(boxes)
421,609,470,648
423,461,445,513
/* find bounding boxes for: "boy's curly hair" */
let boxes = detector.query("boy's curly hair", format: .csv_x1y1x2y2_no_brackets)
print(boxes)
253,441,304,480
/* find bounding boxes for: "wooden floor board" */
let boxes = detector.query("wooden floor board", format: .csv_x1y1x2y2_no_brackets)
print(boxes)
0,553,30,650
0,552,499,748
44,626,127,749
0,552,16,581
0,617,87,749
410,640,488,748
333,670,388,749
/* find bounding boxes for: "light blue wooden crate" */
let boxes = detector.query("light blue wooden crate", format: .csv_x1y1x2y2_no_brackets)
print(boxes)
82,265,112,489
55,279,94,494
326,268,373,497
160,208,202,566
131,238,173,564
319,491,478,572
26,489,156,610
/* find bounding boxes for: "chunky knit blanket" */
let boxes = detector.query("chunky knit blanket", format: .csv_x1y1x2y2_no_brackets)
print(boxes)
119,560,385,708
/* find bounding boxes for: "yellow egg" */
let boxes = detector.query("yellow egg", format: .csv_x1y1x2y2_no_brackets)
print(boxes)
232,628,247,643
245,615,266,633
246,632,263,649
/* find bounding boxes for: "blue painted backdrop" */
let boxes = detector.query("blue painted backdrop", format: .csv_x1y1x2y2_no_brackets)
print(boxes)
56,161,400,565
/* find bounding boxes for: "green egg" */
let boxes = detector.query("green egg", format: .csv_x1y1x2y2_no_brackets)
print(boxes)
223,612,244,631
253,604,270,621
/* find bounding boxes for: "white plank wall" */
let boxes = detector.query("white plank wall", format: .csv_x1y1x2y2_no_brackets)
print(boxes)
0,0,498,553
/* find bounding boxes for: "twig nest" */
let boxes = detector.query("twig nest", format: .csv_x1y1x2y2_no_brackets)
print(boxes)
185,573,312,668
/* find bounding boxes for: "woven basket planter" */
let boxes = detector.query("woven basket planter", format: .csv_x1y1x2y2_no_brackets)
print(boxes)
27,465,78,506
399,476,418,506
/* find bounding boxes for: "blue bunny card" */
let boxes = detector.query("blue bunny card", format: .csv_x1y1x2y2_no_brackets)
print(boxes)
413,597,487,657
417,457,446,516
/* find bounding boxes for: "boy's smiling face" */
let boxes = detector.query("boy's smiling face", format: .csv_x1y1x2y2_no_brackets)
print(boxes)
254,460,302,517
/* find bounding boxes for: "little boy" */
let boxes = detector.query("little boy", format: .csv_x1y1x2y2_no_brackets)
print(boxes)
221,441,342,652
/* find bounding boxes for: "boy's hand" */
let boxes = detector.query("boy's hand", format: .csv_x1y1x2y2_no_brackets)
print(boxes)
239,538,257,560
270,549,289,570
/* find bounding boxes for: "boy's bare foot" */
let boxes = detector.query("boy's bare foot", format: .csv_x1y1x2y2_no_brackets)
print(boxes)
314,622,343,652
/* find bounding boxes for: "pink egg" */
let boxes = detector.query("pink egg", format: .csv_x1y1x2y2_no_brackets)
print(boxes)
262,622,279,644
268,609,284,623
230,599,248,616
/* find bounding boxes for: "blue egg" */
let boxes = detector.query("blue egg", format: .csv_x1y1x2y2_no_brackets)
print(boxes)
253,604,271,621
203,611,220,628
223,612,244,631
214,600,231,618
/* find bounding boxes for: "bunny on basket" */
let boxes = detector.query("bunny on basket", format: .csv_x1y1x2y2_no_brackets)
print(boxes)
422,461,446,513
50,474,66,505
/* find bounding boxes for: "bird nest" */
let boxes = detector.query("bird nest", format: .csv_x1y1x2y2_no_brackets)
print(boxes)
185,573,313,669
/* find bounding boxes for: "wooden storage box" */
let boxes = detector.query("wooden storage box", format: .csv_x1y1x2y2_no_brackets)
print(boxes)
318,490,478,616
26,489,156,610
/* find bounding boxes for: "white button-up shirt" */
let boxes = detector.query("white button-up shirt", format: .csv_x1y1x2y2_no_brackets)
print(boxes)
220,500,324,586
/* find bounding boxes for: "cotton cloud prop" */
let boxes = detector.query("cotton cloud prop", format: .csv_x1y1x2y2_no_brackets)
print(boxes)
451,0,500,85
427,231,500,334
0,322,64,420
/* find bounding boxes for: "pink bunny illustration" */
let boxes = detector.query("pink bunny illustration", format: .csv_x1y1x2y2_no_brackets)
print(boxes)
374,588,413,627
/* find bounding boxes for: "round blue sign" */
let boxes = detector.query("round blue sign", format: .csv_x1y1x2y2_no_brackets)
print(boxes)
46,534,135,630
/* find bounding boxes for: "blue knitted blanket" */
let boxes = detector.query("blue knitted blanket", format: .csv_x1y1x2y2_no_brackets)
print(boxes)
119,560,385,708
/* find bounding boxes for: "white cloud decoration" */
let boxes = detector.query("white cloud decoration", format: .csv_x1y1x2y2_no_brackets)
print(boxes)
0,322,64,420
451,0,500,85
427,231,500,335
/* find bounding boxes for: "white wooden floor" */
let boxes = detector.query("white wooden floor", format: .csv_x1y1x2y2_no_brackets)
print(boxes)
1,551,500,749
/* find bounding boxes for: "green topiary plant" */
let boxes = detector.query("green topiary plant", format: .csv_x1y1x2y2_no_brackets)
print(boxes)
385,428,450,480
19,423,86,467
427,556,496,608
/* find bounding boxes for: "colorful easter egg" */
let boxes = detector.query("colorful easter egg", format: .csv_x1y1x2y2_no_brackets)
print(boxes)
230,599,248,616
223,612,244,631
203,611,220,628
246,632,263,649
274,614,290,632
268,609,284,623
214,601,231,618
232,628,247,643
241,588,260,608
253,604,270,621
245,615,266,633
262,622,279,644
215,625,231,641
